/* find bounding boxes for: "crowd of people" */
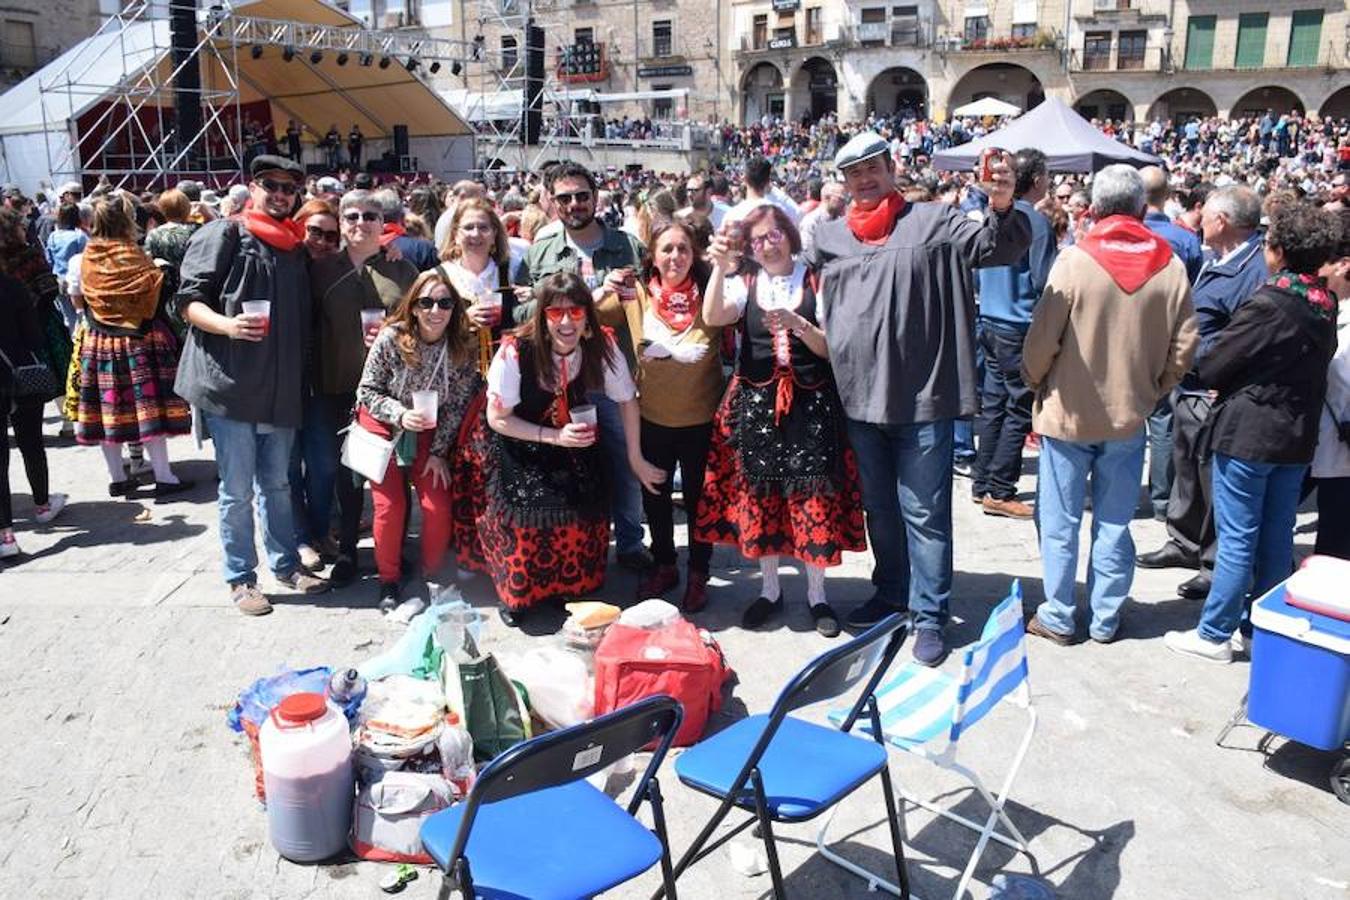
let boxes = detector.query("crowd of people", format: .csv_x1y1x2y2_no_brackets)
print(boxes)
1,105,1347,670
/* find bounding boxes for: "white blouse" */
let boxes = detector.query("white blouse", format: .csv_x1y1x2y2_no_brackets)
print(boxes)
486,338,637,410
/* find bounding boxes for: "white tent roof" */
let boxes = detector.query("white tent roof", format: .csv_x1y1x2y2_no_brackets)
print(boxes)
952,96,1022,119
442,87,599,123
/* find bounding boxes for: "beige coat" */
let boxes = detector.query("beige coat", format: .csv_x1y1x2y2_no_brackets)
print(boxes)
1022,247,1199,443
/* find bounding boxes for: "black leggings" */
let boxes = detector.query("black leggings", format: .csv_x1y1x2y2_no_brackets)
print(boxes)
1,397,49,530
639,419,713,572
1314,477,1350,560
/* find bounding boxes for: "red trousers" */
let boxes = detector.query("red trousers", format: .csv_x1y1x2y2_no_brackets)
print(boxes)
358,408,453,584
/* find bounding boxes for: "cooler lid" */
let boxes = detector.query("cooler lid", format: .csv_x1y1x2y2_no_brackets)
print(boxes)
275,692,328,724
1252,586,1350,655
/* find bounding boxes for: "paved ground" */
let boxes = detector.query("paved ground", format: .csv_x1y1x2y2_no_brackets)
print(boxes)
1,423,1346,900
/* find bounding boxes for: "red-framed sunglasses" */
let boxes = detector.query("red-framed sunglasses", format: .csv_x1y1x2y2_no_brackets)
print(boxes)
544,306,587,324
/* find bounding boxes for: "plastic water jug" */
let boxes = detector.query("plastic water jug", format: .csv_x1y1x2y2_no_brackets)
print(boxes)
260,692,355,862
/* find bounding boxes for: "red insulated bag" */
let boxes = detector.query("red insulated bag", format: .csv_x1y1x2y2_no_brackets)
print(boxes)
593,619,732,747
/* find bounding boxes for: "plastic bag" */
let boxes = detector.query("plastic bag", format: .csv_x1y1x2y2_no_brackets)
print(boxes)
500,646,594,730
357,589,483,682
618,598,682,629
226,665,347,802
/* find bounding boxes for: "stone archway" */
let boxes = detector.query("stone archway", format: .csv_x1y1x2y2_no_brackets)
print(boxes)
789,57,839,124
865,66,928,119
948,63,1044,114
1321,86,1350,120
1147,87,1218,123
741,62,785,125
1231,85,1305,119
1074,89,1134,122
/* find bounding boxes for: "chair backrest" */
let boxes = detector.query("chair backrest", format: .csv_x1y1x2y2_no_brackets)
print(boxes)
444,695,683,865
776,613,909,721
950,581,1030,742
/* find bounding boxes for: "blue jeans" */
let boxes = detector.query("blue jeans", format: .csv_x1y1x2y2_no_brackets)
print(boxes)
846,419,954,631
591,391,645,556
1035,431,1146,641
289,392,341,547
1199,454,1304,642
204,413,301,586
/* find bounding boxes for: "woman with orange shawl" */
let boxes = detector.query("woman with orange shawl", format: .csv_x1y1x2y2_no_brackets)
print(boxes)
77,193,192,498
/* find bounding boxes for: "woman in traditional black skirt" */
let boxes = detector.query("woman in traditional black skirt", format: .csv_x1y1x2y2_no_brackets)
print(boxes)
479,271,663,626
76,193,192,498
696,204,865,637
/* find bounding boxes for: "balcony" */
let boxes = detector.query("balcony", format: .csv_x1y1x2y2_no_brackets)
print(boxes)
937,32,1061,53
1069,46,1166,71
841,21,931,50
1074,0,1168,23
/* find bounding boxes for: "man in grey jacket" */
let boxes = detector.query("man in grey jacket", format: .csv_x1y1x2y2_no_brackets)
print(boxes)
173,155,329,615
807,132,1031,665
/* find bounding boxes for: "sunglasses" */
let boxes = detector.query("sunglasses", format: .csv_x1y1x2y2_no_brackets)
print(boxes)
553,190,592,206
416,295,454,310
342,210,383,224
1056,192,1072,200
259,178,299,196
306,224,340,244
544,306,587,323
749,228,786,251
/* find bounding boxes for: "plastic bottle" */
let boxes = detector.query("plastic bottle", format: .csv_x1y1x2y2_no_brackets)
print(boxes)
260,692,355,862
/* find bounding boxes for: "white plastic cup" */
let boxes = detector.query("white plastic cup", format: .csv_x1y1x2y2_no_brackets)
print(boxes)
570,404,597,428
360,308,385,334
242,299,271,336
411,389,438,427
478,290,503,326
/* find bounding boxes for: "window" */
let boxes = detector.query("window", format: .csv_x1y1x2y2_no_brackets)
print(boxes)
1183,15,1215,70
2,20,36,68
805,6,822,44
860,6,886,21
500,35,518,71
653,84,673,119
753,13,768,49
1011,23,1035,39
1287,9,1323,67
1233,13,1267,68
652,19,673,57
774,11,796,46
574,27,594,44
964,15,989,42
892,5,920,46
1011,0,1036,38
1117,29,1146,68
1083,31,1111,69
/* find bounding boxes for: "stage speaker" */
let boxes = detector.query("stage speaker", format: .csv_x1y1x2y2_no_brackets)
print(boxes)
393,124,410,159
170,0,203,163
524,20,544,145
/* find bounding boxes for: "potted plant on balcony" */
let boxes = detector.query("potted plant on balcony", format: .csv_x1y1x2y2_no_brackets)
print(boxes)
1033,29,1058,50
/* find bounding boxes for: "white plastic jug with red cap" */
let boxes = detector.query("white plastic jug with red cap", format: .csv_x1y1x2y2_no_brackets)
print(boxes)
259,692,355,862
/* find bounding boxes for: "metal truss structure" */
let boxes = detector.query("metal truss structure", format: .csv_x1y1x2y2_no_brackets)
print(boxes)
37,0,472,190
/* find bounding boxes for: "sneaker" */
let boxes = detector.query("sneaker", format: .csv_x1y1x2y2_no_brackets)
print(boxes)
845,593,906,630
637,564,679,599
275,569,331,595
953,458,974,478
810,602,842,638
982,496,1034,519
912,629,948,667
297,543,324,573
741,595,783,629
33,493,67,524
378,581,400,613
1026,615,1073,646
1163,628,1232,664
231,582,272,616
682,570,709,613
0,532,20,559
329,554,359,588
1230,631,1248,655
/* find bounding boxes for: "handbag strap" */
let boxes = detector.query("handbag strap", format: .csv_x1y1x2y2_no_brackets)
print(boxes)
0,346,41,372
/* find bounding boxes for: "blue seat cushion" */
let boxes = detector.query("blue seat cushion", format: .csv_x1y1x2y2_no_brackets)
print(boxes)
419,779,663,900
675,714,888,821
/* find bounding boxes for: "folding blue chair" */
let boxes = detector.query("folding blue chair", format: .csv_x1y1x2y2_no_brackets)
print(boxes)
420,695,683,900
660,613,911,899
817,582,1038,900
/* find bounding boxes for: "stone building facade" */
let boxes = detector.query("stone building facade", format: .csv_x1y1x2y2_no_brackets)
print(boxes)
0,0,106,89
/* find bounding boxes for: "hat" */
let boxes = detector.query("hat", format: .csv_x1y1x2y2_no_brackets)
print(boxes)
175,179,203,201
249,154,304,180
834,131,889,171
199,190,221,208
58,181,83,197
315,176,343,194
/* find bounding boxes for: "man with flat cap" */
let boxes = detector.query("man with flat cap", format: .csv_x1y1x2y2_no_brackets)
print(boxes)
806,131,1031,665
173,154,330,616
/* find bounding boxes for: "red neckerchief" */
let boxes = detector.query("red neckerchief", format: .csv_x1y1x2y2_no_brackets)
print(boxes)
378,222,406,248
243,209,302,252
845,190,907,245
1077,215,1174,293
647,274,699,333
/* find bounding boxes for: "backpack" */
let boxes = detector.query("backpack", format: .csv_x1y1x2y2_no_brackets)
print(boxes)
593,618,731,747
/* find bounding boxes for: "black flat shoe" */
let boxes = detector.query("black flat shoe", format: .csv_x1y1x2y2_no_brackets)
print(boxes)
810,603,842,638
153,479,196,499
109,480,134,497
1177,574,1212,600
741,595,782,629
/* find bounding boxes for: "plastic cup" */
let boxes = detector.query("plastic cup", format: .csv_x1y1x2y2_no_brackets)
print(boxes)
411,389,438,427
478,290,503,326
570,403,598,431
360,308,385,334
242,300,271,336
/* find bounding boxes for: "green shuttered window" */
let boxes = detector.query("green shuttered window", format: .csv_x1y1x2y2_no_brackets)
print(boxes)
1184,15,1215,70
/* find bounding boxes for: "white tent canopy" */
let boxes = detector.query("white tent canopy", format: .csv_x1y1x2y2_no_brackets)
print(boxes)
952,97,1022,118
442,87,689,123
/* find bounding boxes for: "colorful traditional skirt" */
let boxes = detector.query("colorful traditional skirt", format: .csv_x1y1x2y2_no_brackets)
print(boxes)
695,374,866,568
450,387,490,574
74,319,190,445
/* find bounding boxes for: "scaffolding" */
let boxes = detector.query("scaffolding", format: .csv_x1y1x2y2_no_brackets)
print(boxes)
36,0,472,191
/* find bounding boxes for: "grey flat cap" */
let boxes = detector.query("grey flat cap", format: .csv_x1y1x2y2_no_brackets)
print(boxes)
834,131,889,170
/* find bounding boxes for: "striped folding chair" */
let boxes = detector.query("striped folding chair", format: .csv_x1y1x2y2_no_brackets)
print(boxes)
817,581,1037,900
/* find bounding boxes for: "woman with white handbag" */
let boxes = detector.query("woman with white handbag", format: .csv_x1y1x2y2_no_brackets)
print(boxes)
354,270,479,612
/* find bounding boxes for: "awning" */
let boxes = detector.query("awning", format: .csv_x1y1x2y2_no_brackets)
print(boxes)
593,89,689,103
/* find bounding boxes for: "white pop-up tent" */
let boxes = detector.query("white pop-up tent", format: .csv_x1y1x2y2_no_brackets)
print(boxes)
952,96,1022,118
0,0,474,194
